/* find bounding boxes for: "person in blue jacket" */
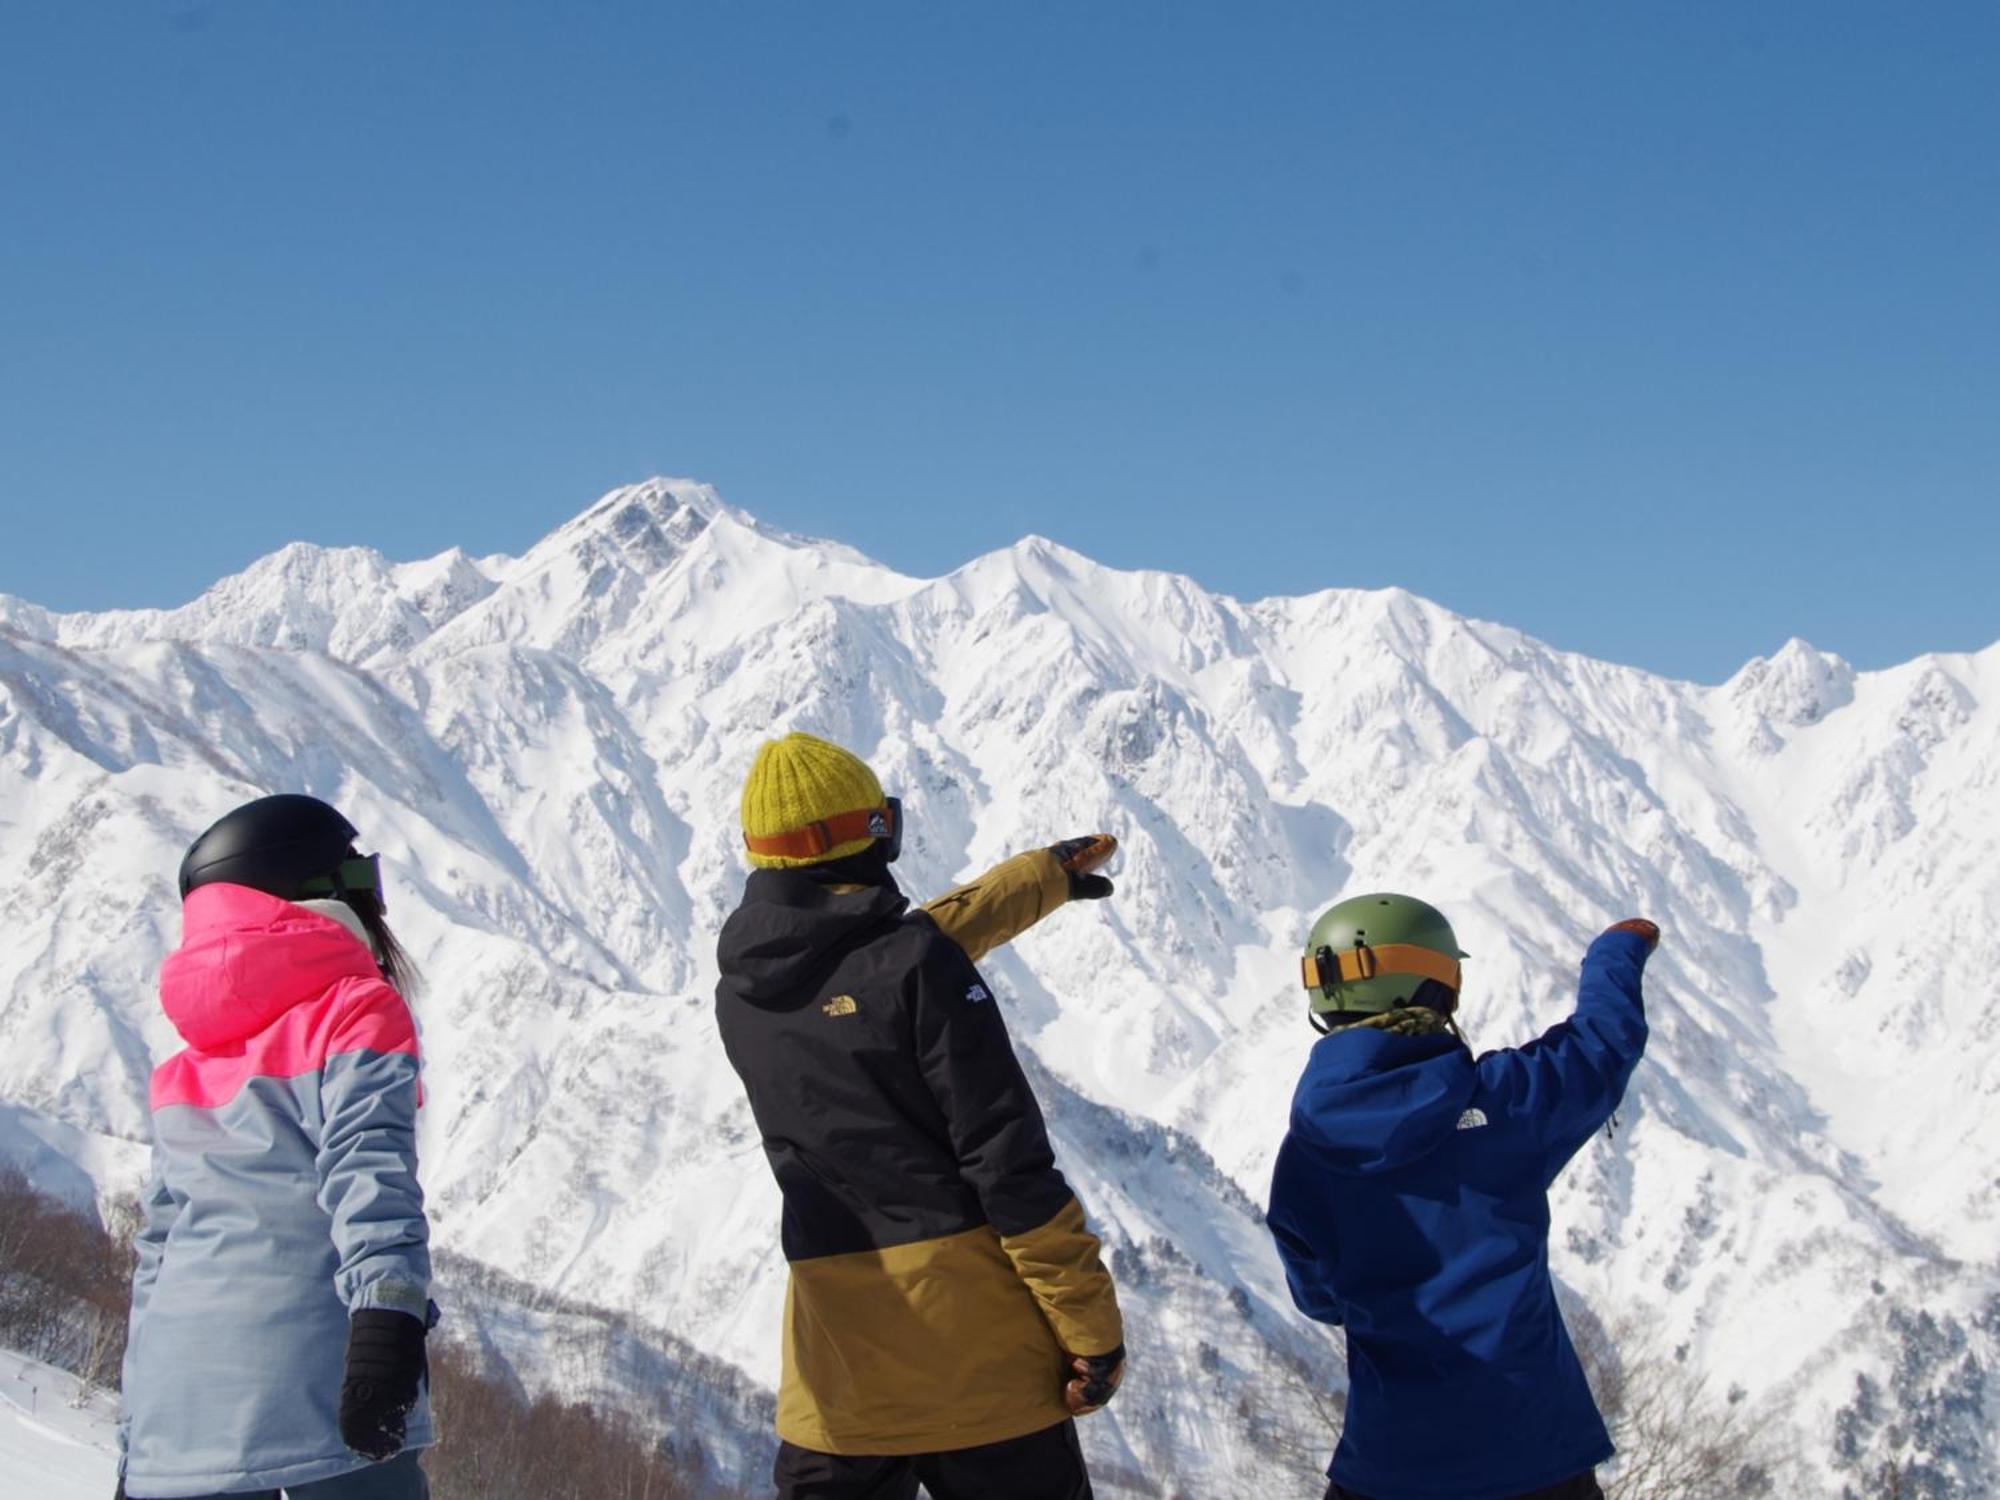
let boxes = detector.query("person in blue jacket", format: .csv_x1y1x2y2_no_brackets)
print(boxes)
1266,891,1658,1500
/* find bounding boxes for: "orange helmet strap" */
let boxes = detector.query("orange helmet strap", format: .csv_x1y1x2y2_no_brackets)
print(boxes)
1301,942,1462,996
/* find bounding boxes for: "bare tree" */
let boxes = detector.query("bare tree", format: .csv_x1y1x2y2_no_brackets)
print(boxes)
1572,1312,1795,1499
424,1338,720,1499
1265,1337,1348,1481
0,1165,132,1380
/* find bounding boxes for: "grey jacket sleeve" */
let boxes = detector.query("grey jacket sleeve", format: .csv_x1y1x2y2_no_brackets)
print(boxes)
313,980,432,1319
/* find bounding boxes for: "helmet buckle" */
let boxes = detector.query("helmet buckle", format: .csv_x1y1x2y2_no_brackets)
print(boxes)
1350,940,1378,980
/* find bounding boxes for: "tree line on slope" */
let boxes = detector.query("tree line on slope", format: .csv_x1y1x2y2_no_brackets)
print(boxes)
0,1165,730,1499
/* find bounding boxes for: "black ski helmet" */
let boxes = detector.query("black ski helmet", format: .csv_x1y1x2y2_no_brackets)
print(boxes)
178,794,377,905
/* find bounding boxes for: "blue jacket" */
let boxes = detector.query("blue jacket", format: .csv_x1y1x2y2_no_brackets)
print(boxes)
1266,929,1652,1500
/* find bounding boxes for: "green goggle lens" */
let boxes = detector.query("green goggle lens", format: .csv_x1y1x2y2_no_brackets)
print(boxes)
299,854,385,908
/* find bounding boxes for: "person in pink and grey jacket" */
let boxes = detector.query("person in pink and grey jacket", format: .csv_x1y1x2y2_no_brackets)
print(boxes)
119,795,435,1500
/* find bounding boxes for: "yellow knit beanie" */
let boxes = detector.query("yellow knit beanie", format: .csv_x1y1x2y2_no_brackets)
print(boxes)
740,732,886,869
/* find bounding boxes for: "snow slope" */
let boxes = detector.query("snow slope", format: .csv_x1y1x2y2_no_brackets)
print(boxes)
1,478,1995,1495
0,1351,121,1499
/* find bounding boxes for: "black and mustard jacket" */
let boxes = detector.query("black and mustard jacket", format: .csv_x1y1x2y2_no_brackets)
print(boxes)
715,849,1124,1455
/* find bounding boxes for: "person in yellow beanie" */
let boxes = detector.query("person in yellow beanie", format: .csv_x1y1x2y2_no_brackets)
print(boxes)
716,731,1127,1500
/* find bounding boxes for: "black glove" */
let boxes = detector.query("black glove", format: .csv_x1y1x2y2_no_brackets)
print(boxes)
1049,834,1118,901
1063,1344,1126,1414
339,1308,429,1461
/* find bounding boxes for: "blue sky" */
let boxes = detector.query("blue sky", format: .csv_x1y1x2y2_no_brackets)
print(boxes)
2,3,1994,681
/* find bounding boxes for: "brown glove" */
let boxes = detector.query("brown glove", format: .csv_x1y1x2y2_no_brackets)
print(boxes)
1049,835,1118,901
1062,1345,1126,1415
1605,918,1661,952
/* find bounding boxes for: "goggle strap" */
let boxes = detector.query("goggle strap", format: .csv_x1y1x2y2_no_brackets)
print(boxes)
1302,942,1461,994
744,804,898,861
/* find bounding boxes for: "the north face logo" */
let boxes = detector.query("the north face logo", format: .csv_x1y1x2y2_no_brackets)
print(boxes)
966,984,990,1004
822,995,859,1018
1456,1107,1489,1131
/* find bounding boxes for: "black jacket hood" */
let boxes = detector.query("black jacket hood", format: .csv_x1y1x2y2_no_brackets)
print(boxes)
716,866,910,1010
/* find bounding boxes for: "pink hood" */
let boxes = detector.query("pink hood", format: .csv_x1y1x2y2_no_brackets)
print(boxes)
162,884,382,1052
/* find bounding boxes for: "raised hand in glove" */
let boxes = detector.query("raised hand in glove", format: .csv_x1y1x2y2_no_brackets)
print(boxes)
1049,835,1118,901
1605,918,1661,952
1063,1344,1126,1415
339,1308,429,1461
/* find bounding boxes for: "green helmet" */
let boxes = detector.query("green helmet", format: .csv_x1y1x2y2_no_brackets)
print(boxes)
1301,892,1468,1022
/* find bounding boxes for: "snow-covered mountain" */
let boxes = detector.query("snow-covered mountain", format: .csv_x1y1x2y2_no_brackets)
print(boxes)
2,478,1995,1495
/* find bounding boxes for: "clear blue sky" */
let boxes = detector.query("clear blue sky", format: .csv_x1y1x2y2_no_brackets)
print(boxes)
2,3,1995,681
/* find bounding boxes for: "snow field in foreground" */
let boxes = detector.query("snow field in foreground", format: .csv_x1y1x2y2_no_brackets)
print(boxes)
0,1349,120,1498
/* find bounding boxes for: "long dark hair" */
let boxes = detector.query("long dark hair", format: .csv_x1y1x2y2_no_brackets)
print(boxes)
343,881,421,998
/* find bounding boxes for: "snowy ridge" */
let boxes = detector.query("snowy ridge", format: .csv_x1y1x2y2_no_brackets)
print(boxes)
1,477,1996,1494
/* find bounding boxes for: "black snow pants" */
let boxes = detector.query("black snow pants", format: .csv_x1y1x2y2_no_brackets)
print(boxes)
1329,1472,1602,1500
774,1418,1092,1500
130,1450,430,1500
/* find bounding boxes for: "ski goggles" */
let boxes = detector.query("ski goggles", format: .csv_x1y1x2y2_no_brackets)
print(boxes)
299,852,386,910
743,797,903,864
1302,941,1461,997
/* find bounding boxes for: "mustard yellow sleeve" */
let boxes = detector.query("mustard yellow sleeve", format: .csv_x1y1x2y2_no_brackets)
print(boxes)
920,849,1071,964
998,1195,1124,1357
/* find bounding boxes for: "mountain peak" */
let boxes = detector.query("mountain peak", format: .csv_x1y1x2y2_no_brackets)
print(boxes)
577,476,727,524
520,478,726,581
1725,636,1856,730
566,476,725,536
